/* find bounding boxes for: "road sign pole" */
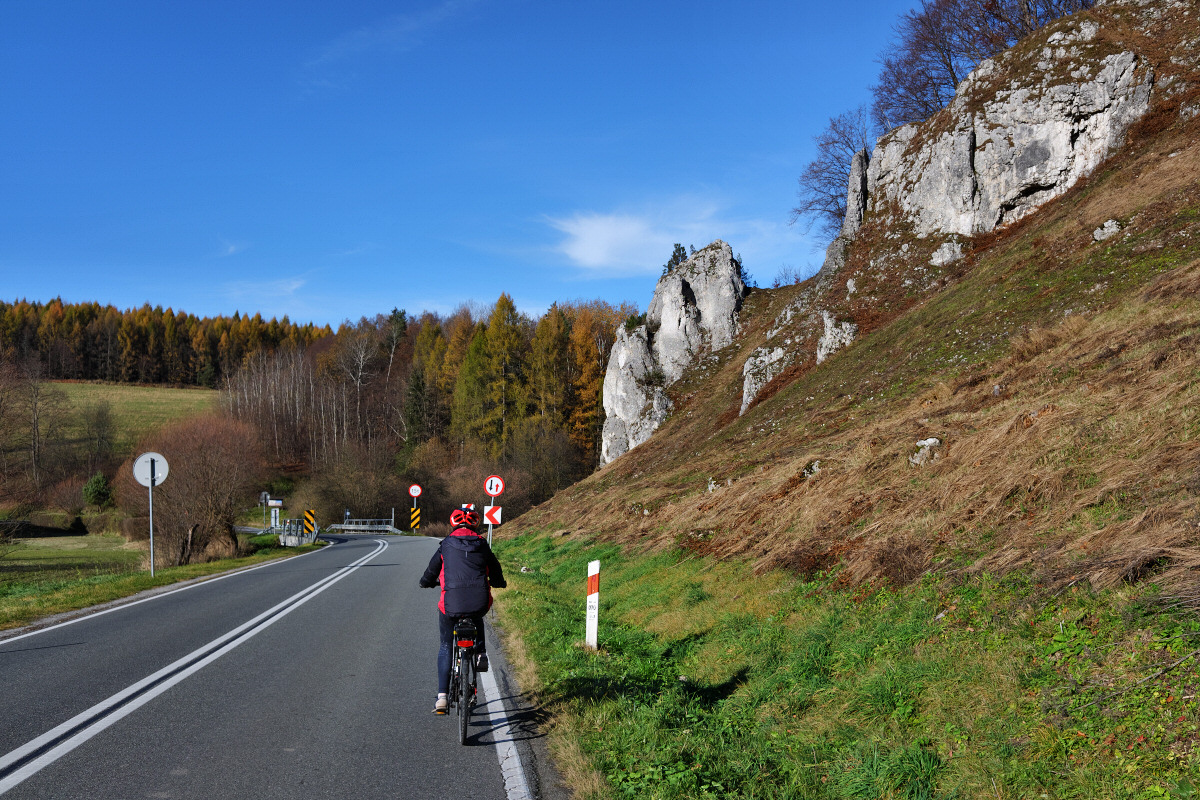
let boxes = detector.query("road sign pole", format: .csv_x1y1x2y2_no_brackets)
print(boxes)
483,475,505,545
148,460,156,578
133,452,169,577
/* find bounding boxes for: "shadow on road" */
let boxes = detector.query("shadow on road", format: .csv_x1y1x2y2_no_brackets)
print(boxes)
468,691,549,747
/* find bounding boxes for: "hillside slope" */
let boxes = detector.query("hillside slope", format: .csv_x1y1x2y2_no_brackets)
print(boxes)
493,4,1200,798
511,0,1200,601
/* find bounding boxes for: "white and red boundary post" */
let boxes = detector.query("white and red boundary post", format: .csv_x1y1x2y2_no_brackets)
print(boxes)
585,560,600,649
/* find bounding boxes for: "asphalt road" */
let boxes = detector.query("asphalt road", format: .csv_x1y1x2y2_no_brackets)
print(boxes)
0,535,551,800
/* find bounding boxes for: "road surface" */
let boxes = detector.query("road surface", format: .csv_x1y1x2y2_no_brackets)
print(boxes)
0,535,546,799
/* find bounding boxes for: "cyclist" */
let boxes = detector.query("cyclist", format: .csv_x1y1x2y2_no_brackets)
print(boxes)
418,505,506,714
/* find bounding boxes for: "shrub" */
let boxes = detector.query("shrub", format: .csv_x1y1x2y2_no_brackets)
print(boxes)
83,472,112,508
116,413,264,566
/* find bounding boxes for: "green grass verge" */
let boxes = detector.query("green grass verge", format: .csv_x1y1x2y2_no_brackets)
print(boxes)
495,533,1200,800
0,532,318,631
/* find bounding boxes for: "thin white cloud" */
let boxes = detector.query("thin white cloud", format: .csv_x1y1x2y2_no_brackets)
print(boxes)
223,277,306,303
308,0,478,69
331,244,373,258
217,239,249,258
546,198,818,281
547,213,673,275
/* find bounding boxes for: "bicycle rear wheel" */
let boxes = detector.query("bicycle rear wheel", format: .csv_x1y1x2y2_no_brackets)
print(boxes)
457,651,473,744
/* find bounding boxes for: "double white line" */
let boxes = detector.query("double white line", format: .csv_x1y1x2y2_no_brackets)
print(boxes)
0,538,389,795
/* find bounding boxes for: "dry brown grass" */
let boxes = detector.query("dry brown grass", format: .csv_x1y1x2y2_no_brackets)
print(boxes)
504,1,1200,609
509,247,1200,602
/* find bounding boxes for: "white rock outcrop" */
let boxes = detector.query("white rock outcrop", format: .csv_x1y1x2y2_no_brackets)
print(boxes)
740,346,789,415
909,438,943,467
930,240,964,267
647,241,746,383
601,241,746,464
816,312,858,364
599,325,671,465
865,40,1153,239
740,10,1159,419
1093,219,1121,241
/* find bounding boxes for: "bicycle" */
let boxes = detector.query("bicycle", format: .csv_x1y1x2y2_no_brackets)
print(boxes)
448,616,480,744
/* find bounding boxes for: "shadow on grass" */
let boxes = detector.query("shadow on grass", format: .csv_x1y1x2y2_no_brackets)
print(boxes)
1,519,90,538
554,666,750,710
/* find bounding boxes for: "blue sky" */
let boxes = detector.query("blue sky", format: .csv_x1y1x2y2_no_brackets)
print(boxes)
2,0,914,327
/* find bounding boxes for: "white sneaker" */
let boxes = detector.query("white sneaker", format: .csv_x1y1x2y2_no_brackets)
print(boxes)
433,696,448,714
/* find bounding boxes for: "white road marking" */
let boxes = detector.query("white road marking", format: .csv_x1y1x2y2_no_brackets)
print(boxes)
0,538,337,646
478,663,534,800
0,539,389,795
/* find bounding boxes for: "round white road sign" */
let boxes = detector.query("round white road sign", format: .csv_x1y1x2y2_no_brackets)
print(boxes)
409,484,422,498
133,452,169,488
484,474,505,497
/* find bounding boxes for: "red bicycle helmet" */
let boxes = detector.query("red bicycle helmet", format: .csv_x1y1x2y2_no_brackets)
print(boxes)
450,507,479,528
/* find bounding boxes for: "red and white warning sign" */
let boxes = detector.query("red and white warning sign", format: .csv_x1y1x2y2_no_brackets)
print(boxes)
483,505,502,526
585,559,600,649
484,474,505,497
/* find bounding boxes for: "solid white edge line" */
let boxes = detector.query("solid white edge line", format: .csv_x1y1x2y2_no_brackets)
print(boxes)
0,539,389,794
478,663,533,800
0,536,345,646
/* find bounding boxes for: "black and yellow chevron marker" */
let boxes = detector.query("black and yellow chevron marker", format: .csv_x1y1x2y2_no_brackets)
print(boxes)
303,509,316,534
411,507,420,530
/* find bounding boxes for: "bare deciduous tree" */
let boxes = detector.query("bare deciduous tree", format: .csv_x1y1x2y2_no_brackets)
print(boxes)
327,320,379,446
116,414,262,566
871,0,1093,130
79,400,116,475
791,105,876,243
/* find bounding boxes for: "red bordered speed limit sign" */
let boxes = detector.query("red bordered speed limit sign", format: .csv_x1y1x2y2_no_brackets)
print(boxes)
409,484,422,498
484,475,505,497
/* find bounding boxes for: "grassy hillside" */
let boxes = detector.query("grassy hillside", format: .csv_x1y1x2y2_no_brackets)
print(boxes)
492,5,1200,798
55,381,218,453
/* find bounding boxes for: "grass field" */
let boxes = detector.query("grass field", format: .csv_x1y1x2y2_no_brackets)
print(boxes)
495,534,1200,800
0,531,317,630
54,381,218,452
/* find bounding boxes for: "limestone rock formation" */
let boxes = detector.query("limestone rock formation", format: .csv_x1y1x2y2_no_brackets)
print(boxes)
864,23,1153,239
740,346,789,415
737,6,1160,417
599,325,671,465
646,241,747,383
601,241,747,464
816,312,858,365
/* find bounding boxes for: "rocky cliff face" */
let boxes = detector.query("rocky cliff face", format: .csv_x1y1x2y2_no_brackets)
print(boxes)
737,2,1164,416
601,241,746,464
866,27,1153,238
603,0,1189,453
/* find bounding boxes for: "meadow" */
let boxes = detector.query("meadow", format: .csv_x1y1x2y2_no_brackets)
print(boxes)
494,534,1200,800
0,532,314,631
55,381,218,453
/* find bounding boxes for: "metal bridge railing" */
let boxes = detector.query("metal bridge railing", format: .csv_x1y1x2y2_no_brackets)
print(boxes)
271,518,320,546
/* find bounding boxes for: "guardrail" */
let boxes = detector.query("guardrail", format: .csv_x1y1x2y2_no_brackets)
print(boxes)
326,519,406,535
270,518,320,547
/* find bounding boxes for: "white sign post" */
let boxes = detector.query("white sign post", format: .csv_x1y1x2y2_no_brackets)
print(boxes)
483,475,504,545
133,452,169,577
585,560,600,650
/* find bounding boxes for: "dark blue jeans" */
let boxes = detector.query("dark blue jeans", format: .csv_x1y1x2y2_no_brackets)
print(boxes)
438,611,486,694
